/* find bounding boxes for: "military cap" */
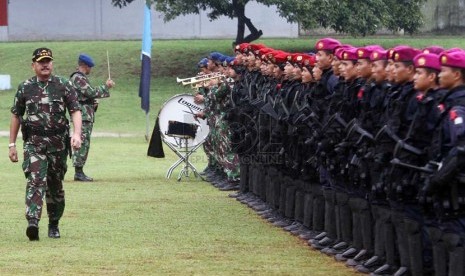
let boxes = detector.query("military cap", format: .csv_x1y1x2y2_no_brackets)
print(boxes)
208,52,224,61
314,38,342,53
340,47,359,61
32,47,53,62
370,49,388,61
234,43,249,54
334,45,353,60
442,48,465,54
393,46,422,62
248,44,266,55
222,56,235,67
413,53,441,71
197,57,208,68
294,54,315,69
78,53,95,67
270,51,288,65
439,51,465,69
357,45,384,60
258,47,273,59
387,48,396,60
422,46,445,55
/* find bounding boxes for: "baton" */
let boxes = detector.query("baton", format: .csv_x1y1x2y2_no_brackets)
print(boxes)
106,50,111,80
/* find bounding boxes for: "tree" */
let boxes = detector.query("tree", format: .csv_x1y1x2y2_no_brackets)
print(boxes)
112,0,427,41
112,0,263,45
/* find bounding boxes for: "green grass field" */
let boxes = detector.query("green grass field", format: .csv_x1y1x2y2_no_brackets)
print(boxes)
1,37,464,275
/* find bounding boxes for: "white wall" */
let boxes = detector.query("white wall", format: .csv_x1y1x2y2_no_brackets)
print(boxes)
5,0,298,41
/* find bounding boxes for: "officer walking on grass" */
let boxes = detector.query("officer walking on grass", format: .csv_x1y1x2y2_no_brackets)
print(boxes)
8,48,82,241
70,54,114,181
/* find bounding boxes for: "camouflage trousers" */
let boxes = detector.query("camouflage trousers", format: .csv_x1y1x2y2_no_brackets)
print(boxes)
72,121,93,167
23,144,67,221
213,114,240,180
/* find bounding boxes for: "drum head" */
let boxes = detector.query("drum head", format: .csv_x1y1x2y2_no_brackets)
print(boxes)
158,94,209,148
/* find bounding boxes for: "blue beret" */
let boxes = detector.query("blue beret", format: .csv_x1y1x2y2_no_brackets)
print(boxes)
197,57,208,68
78,54,95,67
223,56,235,66
208,52,224,62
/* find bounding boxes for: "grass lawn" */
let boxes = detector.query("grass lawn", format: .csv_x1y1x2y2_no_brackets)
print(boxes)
1,37,464,275
0,137,357,275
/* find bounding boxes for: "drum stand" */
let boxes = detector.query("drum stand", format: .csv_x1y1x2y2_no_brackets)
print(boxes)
165,136,204,181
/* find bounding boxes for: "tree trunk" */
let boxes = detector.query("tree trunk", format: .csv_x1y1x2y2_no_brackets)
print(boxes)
233,0,262,46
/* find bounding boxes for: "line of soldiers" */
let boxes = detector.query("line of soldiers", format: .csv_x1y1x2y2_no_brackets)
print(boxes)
193,38,465,276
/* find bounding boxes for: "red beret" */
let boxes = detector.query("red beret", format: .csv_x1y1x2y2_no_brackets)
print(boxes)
249,44,267,56
315,38,342,52
341,47,359,61
268,50,288,65
413,53,441,71
393,46,422,62
294,54,315,68
422,46,445,55
370,49,388,61
440,51,465,69
234,43,249,54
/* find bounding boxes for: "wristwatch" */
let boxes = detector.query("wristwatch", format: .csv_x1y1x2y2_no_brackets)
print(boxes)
8,143,16,148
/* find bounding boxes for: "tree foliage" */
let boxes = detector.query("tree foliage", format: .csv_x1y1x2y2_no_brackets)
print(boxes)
112,0,427,39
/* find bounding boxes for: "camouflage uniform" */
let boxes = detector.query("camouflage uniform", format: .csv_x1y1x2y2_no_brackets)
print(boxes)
210,82,240,181
11,75,80,222
69,71,110,168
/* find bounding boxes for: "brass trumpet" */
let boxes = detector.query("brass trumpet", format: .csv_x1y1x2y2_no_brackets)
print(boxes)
176,72,225,86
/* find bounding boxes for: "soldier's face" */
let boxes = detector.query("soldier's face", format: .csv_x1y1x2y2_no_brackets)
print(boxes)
341,61,356,81
371,60,387,84
331,59,341,76
284,62,294,79
414,68,435,91
301,67,313,83
393,62,413,84
356,59,372,79
439,66,460,90
316,51,332,69
292,66,302,80
312,66,322,81
385,60,394,82
32,59,53,81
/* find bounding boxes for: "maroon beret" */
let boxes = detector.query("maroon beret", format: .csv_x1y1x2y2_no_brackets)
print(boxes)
315,38,342,52
393,46,422,62
422,46,445,55
413,53,441,71
440,51,465,69
370,50,388,61
341,47,358,61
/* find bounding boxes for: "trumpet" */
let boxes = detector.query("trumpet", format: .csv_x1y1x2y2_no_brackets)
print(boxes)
178,73,226,87
176,72,224,85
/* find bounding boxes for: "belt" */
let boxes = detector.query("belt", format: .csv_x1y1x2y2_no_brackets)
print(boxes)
29,126,67,136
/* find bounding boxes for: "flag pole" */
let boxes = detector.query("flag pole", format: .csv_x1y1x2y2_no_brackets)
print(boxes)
139,1,152,142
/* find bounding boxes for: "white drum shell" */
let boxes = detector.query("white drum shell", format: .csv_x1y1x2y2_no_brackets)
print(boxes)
158,94,209,148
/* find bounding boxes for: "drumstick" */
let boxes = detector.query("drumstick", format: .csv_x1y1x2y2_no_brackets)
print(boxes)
106,50,111,80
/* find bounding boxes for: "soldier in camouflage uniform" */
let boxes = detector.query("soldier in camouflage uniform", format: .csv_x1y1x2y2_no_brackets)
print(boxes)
70,54,114,181
8,48,82,241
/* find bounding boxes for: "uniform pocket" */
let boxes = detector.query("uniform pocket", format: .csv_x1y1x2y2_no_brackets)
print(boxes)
50,99,65,114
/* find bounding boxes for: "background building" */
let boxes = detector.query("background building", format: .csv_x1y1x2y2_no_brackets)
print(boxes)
0,0,298,41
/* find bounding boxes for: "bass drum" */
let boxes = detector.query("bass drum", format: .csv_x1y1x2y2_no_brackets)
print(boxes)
158,93,209,148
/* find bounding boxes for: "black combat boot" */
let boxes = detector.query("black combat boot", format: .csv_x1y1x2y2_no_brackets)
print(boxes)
74,166,93,182
26,218,39,241
48,220,60,238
